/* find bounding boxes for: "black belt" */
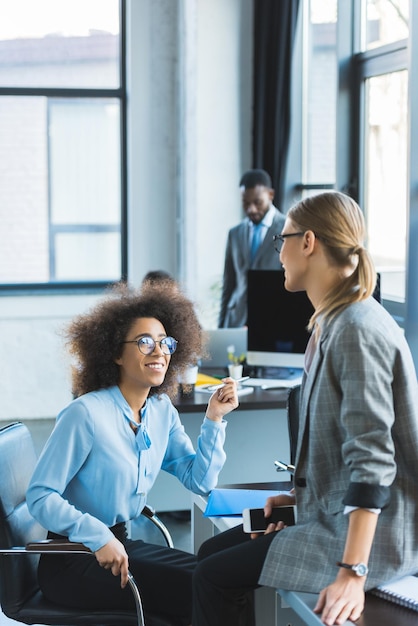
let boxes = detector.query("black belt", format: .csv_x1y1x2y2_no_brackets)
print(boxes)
47,521,128,546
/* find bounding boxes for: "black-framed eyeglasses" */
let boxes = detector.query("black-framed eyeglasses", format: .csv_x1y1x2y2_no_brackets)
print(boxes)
122,336,178,355
273,232,305,253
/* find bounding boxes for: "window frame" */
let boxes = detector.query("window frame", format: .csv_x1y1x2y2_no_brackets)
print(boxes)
352,15,408,322
287,0,412,325
0,0,127,294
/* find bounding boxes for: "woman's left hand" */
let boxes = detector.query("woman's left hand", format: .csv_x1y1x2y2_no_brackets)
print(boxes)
206,377,239,421
314,572,365,625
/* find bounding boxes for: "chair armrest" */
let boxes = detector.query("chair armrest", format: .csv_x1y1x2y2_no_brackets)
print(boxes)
141,506,174,548
0,542,144,626
26,539,92,553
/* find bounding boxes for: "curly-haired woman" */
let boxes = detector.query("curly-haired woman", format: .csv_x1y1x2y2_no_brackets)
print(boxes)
27,280,239,626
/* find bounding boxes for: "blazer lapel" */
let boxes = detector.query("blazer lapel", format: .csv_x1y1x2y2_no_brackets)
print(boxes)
295,328,329,463
238,221,251,266
253,222,275,264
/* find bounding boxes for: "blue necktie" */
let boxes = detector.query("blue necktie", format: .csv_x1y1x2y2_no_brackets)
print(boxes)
251,223,263,262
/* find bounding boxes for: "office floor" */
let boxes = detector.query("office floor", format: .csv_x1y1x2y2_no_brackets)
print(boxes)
0,512,192,625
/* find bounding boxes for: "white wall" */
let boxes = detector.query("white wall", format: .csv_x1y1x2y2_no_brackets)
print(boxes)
128,0,253,327
0,0,253,420
194,0,253,327
0,293,99,419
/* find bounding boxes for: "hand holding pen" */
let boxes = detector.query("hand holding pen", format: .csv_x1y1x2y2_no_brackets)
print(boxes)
274,460,295,475
205,376,250,391
205,376,244,421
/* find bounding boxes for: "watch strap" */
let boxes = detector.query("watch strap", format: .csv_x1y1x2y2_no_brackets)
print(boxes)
336,561,368,576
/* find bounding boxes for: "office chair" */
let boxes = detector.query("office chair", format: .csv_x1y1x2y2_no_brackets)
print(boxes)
0,421,174,626
286,384,301,467
273,384,300,480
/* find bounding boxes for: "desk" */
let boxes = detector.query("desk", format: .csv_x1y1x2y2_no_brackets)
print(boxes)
279,589,418,626
191,480,292,554
147,387,291,511
192,486,418,626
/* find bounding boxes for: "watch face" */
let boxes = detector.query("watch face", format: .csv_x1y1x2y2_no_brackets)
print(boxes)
354,563,368,576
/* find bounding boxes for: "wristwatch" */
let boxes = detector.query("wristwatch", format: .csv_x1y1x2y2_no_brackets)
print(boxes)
336,561,369,577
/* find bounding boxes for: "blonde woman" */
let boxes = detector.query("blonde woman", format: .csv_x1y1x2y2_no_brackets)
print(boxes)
193,192,418,626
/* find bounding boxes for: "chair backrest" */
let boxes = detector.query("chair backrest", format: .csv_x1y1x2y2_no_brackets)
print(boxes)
0,422,47,616
0,422,173,626
286,385,301,466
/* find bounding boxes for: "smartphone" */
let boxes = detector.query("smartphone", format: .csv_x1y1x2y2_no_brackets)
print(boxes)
242,505,296,533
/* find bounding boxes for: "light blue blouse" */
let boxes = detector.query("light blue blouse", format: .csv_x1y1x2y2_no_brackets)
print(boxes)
27,386,227,552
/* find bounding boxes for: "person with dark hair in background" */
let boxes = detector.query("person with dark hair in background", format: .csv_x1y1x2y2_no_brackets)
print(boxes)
194,191,418,626
142,269,177,287
218,168,286,328
27,280,239,626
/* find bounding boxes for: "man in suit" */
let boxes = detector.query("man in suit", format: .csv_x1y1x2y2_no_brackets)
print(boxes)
218,169,286,328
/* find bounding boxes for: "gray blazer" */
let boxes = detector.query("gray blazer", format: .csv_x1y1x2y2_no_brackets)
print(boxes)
259,297,418,592
218,207,286,328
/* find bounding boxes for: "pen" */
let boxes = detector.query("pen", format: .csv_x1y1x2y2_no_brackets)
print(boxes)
206,376,250,391
274,460,295,475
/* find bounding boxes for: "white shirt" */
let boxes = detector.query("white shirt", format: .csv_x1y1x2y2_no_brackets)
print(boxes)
248,204,276,248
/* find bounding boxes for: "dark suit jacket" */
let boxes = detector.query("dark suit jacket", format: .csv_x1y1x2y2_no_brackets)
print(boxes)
259,297,418,592
218,207,286,328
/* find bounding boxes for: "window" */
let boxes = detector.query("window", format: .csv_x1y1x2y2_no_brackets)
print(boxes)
363,70,408,301
302,0,338,191
356,0,409,305
0,0,124,288
363,0,408,50
285,0,338,206
292,0,410,311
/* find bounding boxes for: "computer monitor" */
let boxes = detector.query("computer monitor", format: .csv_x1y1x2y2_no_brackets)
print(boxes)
200,328,247,369
247,270,381,371
247,270,314,370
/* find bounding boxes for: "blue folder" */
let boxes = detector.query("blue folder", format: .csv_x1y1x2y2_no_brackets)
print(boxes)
204,488,287,517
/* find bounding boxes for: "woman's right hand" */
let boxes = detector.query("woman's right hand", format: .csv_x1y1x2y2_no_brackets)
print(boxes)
264,490,296,517
206,377,239,421
95,537,129,588
250,490,296,539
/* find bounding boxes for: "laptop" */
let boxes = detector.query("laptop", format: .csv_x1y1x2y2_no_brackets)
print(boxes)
200,328,248,369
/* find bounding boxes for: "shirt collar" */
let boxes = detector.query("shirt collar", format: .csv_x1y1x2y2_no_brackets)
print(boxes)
247,204,276,229
110,385,151,450
109,385,148,424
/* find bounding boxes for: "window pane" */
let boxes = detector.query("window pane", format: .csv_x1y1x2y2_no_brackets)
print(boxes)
304,0,337,184
54,232,121,281
0,96,122,284
363,0,409,50
364,70,408,301
0,0,120,88
50,99,121,225
0,97,49,283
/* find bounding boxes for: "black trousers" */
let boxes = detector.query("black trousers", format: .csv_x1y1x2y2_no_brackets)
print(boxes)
192,524,277,626
38,524,196,626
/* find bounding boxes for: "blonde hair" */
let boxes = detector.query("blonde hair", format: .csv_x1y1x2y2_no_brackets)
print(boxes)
287,191,377,330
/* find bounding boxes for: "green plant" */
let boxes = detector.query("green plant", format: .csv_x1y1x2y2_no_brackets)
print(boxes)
227,344,246,365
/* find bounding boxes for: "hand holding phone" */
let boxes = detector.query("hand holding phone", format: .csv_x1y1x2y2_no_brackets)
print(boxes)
242,505,296,533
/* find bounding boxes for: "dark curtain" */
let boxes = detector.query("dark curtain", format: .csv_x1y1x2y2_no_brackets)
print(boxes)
252,0,300,212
